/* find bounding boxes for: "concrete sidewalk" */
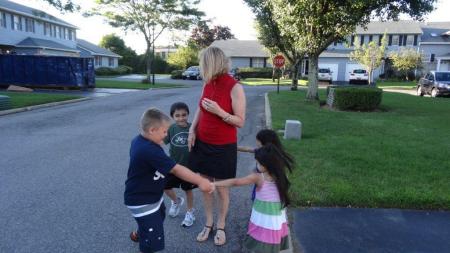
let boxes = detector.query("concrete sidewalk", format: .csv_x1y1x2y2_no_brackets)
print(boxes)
290,207,450,253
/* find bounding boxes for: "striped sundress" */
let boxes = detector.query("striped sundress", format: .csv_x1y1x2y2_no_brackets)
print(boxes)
243,174,289,253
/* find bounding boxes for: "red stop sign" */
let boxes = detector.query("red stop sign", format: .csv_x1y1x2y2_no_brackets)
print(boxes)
273,55,285,68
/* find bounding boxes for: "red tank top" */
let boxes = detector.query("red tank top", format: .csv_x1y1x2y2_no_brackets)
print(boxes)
197,74,237,145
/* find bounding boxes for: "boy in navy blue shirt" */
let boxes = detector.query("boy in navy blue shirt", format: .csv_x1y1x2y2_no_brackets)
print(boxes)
124,107,214,253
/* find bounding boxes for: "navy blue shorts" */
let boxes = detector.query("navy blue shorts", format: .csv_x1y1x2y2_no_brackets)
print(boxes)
134,203,166,253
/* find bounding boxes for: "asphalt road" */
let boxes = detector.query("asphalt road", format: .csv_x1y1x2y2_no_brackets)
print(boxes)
0,84,276,253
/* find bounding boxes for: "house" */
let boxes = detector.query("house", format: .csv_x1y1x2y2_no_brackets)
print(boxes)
155,46,177,61
0,0,120,68
213,20,450,83
77,39,121,68
210,40,271,68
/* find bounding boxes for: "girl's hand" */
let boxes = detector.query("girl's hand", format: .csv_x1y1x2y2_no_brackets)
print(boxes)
201,98,222,116
188,131,196,152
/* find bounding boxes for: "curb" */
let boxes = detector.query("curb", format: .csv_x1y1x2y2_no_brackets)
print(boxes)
265,92,296,253
0,97,91,116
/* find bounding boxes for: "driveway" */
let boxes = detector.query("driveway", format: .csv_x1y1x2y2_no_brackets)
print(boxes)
0,84,279,253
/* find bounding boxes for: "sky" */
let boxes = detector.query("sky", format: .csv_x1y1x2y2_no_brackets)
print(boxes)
10,0,450,54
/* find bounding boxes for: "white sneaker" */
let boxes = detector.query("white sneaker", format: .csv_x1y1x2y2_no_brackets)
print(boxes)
181,209,196,227
168,196,184,217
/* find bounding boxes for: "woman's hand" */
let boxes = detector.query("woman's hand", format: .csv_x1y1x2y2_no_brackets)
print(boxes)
188,131,196,152
201,98,224,116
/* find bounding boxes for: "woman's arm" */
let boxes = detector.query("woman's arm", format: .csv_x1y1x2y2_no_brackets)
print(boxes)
214,173,259,188
237,146,255,153
201,83,246,128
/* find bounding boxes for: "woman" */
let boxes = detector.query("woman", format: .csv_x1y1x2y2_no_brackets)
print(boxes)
188,47,246,246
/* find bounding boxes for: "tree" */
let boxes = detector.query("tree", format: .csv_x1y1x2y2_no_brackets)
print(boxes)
244,0,305,90
99,34,138,70
87,0,203,83
270,0,436,100
189,22,235,48
390,48,422,80
41,0,79,12
167,45,199,70
350,33,388,85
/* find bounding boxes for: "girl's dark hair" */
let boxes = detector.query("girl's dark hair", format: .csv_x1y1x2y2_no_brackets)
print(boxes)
256,129,294,173
255,144,292,208
170,102,189,117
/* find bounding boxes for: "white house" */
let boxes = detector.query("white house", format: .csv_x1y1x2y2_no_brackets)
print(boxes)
0,0,120,68
213,20,450,83
155,45,177,61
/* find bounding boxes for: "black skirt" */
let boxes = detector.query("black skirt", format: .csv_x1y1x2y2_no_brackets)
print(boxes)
189,139,237,179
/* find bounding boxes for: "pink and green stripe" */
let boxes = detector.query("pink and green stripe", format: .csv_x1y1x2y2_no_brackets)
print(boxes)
253,199,283,215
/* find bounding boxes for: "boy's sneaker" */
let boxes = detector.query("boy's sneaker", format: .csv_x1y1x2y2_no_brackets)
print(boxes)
181,209,195,227
168,196,184,217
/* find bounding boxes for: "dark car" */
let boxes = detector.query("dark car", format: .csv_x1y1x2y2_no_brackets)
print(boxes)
417,71,450,97
182,66,201,80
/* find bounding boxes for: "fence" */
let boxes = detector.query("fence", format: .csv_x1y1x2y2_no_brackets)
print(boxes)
0,55,95,88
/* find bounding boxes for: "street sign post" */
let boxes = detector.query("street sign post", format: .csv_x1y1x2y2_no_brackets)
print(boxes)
273,55,285,94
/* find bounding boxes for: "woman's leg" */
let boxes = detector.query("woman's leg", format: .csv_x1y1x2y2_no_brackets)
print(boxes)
216,186,230,229
197,175,214,241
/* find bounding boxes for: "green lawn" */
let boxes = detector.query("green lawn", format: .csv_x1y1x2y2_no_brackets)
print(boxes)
376,80,416,89
269,90,450,210
241,78,308,86
0,91,82,110
95,80,185,89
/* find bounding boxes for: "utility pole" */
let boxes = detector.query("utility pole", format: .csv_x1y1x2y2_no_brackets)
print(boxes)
152,26,155,85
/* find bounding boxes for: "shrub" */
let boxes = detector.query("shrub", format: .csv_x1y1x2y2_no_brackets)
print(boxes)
239,67,273,79
171,70,183,79
95,65,133,76
333,87,382,111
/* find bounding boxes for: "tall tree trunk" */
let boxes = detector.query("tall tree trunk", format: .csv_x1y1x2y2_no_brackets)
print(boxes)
306,55,319,101
290,59,300,91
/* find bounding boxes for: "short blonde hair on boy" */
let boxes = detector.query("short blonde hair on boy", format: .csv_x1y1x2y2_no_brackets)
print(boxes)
199,46,230,82
140,107,170,135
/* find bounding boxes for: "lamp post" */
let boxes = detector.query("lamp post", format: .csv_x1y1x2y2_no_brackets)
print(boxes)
152,26,155,85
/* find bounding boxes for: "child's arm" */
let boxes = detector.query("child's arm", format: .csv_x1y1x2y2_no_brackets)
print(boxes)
214,173,260,188
171,164,214,193
237,146,255,153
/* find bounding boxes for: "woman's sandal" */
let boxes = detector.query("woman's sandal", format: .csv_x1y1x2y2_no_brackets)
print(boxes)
214,228,226,246
196,224,214,242
129,231,139,243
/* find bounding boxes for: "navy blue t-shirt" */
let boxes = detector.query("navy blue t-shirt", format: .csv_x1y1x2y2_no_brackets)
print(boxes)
124,135,176,206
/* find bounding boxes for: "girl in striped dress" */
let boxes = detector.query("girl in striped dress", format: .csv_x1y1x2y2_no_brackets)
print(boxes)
214,144,294,253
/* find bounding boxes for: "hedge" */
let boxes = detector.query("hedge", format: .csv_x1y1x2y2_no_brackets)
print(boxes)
95,65,133,76
239,67,273,79
334,87,383,111
171,70,183,79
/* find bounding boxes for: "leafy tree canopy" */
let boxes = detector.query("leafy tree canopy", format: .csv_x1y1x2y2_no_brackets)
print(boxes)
189,21,235,48
41,0,79,12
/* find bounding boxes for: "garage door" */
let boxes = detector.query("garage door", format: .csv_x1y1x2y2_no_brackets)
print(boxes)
345,63,366,81
318,63,338,81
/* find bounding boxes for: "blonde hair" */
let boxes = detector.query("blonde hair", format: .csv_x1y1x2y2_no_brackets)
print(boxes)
140,107,170,135
199,46,230,82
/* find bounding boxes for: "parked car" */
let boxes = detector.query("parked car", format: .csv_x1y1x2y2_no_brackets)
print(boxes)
417,71,450,97
349,69,369,84
182,66,201,80
318,68,332,84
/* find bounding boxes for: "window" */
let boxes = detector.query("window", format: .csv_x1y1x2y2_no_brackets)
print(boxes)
360,35,365,45
25,18,35,33
253,58,264,68
161,51,166,59
388,35,393,46
52,25,56,37
398,35,403,46
65,28,69,39
406,35,414,46
44,22,50,36
369,35,373,42
109,57,114,67
95,56,102,66
12,15,22,30
0,11,6,28
68,29,72,40
55,25,60,38
378,35,383,46
351,35,355,46
413,35,418,46
392,35,399,46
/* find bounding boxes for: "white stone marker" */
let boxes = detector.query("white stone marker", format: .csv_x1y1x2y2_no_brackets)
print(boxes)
284,120,301,140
